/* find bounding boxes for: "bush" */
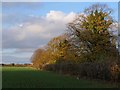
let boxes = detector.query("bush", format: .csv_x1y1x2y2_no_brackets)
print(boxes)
43,64,54,71
76,62,110,80
43,61,120,82
77,62,120,82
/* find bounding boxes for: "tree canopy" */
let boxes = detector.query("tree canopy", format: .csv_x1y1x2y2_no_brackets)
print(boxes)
31,4,119,67
67,4,118,62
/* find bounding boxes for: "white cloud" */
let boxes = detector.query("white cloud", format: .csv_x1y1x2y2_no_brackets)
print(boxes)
3,10,77,49
46,11,76,24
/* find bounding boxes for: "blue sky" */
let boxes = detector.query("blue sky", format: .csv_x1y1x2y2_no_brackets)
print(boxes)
2,2,118,64
2,2,118,29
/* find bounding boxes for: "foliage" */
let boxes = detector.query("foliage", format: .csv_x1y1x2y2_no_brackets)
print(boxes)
31,4,119,83
43,62,120,82
45,33,79,64
31,48,45,69
67,4,118,62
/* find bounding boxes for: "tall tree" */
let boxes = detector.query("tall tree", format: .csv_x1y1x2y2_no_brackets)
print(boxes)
68,4,118,62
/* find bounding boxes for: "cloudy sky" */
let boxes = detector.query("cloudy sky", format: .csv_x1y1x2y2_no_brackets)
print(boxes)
2,2,118,64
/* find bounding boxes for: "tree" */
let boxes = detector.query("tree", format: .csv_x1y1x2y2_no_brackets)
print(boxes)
47,34,68,63
46,33,79,64
68,4,118,62
31,48,45,69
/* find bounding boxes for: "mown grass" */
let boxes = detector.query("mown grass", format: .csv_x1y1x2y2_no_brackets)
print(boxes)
1,67,119,88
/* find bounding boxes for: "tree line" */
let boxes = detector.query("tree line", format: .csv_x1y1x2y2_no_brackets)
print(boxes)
31,4,120,82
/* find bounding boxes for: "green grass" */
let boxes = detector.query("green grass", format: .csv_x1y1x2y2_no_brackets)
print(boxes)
1,67,119,88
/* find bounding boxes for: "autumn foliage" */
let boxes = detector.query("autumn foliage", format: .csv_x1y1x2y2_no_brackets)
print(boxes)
31,4,120,82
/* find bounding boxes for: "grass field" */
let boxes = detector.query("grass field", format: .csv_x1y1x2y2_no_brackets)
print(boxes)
1,67,119,88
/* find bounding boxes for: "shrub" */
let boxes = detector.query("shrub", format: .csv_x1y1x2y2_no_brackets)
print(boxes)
43,61,120,82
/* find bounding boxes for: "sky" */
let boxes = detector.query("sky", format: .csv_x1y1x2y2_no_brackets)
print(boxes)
2,2,119,64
